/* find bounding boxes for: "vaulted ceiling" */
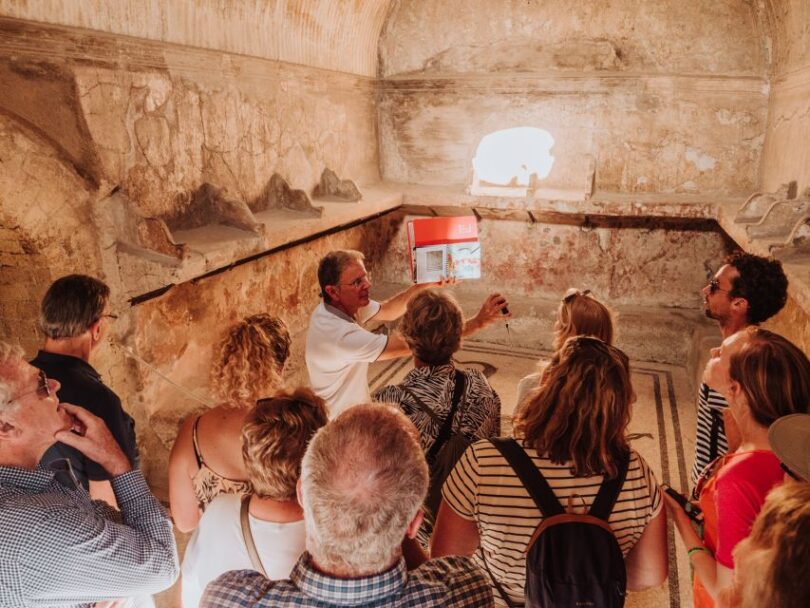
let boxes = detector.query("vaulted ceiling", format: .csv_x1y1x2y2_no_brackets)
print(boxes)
0,1,804,78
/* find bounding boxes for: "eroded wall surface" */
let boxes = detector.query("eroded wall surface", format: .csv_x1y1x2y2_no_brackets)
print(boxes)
759,0,810,192
376,214,730,307
0,16,380,352
378,0,769,196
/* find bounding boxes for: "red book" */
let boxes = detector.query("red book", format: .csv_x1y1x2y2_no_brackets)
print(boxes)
407,216,481,283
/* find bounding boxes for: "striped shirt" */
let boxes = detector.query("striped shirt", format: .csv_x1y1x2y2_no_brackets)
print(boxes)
442,440,662,606
691,382,729,485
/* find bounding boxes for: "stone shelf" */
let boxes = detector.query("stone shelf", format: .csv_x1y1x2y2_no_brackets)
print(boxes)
122,180,809,324
391,182,741,221
123,186,403,303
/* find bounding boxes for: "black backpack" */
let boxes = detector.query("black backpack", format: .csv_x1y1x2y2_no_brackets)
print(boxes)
402,371,469,517
483,438,630,608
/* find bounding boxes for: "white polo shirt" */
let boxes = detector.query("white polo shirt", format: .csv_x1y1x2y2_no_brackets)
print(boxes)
305,300,388,417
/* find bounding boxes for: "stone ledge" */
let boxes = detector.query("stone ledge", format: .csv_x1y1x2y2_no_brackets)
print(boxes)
124,186,403,303
390,183,809,320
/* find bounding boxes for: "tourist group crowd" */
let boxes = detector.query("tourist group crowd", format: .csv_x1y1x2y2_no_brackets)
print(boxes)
1,249,809,608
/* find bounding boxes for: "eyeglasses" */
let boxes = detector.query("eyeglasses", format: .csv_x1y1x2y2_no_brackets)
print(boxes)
11,369,53,402
97,313,119,322
707,279,730,295
339,273,371,289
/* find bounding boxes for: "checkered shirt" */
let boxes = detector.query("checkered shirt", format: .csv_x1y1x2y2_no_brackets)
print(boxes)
201,552,494,607
0,465,179,607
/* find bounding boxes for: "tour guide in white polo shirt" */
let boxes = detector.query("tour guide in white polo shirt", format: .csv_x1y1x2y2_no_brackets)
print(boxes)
305,249,509,417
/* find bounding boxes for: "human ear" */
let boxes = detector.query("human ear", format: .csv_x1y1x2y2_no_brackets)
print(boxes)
296,478,304,508
406,508,425,539
0,418,18,440
324,285,340,303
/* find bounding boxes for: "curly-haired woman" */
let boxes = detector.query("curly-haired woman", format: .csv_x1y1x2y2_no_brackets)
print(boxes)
169,314,291,532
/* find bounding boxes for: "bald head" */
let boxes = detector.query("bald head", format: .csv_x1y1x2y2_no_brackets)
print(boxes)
300,403,429,575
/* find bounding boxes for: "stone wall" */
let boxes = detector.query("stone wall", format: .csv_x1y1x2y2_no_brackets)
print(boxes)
0,16,380,353
376,213,730,308
759,0,810,193
378,0,769,196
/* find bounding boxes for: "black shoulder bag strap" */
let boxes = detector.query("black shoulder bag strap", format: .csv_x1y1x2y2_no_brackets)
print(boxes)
399,387,442,424
426,371,467,463
589,449,631,521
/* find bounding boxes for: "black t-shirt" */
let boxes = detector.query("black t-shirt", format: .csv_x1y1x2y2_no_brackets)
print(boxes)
31,350,140,489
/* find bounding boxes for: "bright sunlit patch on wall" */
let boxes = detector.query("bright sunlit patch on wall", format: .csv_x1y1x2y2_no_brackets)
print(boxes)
470,127,555,197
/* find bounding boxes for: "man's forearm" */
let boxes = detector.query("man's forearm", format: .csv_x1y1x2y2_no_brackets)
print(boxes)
110,471,179,590
376,284,427,322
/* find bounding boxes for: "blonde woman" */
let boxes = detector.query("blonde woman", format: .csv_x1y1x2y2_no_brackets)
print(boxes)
169,314,291,533
515,289,614,408
433,337,667,605
181,388,328,608
722,482,810,608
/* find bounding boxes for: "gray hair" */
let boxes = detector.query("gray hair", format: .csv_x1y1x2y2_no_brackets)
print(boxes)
39,274,110,339
0,341,25,414
317,250,365,304
300,403,429,575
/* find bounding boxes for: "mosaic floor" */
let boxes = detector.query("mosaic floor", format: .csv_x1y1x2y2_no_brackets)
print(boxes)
370,339,698,608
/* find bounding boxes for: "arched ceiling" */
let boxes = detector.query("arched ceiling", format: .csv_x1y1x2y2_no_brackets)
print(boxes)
0,0,395,77
0,1,804,79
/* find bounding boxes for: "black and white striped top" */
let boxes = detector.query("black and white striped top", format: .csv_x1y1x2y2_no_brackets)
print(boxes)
442,440,662,606
691,382,729,485
373,364,501,452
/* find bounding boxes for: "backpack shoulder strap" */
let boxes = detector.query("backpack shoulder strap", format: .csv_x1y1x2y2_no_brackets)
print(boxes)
588,449,631,522
426,371,467,462
490,437,564,517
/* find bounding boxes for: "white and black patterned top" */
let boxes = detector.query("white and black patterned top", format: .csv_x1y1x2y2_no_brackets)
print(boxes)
0,466,179,607
691,382,729,485
373,364,501,452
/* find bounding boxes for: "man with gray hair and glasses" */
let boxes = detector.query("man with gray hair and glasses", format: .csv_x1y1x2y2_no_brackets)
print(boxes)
0,341,178,606
202,403,494,607
32,274,138,504
306,249,509,418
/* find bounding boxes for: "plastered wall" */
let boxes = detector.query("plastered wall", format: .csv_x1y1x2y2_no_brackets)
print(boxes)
759,0,810,192
0,16,380,354
378,0,770,196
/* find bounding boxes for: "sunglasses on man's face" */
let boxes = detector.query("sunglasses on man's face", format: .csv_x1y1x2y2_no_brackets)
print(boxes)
707,279,730,295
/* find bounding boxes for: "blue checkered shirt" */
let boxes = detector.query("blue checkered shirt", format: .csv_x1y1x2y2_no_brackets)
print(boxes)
0,465,179,607
201,552,493,607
